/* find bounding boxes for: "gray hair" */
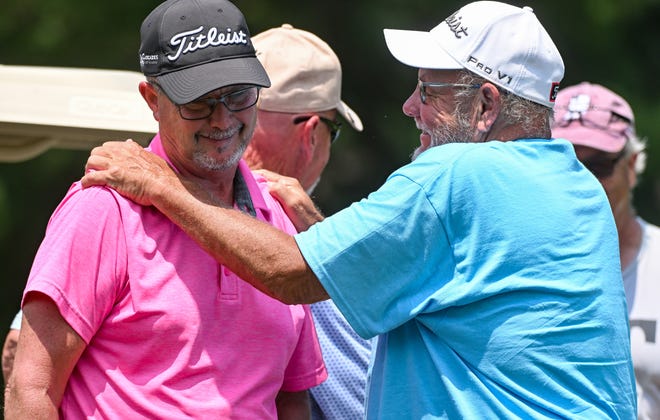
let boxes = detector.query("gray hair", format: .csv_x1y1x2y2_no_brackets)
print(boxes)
624,133,648,174
454,71,554,136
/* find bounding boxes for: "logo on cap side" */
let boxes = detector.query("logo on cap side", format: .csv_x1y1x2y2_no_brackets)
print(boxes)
563,93,590,121
140,53,159,66
168,26,248,62
466,56,513,85
549,82,560,103
445,12,468,38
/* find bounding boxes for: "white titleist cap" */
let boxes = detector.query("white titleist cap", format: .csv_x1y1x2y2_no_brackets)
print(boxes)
384,1,564,108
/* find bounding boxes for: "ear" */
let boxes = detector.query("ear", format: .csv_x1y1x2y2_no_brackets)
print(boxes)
139,81,160,121
298,116,321,163
474,83,502,133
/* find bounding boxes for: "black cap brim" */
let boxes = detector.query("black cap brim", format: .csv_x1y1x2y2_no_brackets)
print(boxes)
155,56,271,104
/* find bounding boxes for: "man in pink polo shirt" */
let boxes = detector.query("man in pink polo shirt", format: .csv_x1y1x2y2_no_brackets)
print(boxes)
4,0,326,418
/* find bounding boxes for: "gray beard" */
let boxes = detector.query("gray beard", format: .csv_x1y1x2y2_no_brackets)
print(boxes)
193,140,248,171
192,123,254,171
411,114,474,161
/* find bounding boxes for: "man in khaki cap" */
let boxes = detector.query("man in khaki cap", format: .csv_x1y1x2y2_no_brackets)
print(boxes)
244,23,362,194
243,24,371,420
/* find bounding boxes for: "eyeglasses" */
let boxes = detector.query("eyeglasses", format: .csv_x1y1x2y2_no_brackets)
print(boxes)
151,82,260,120
417,80,481,104
580,150,626,179
178,86,261,120
293,115,342,143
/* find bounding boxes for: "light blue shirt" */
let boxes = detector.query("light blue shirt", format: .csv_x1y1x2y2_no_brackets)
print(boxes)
296,139,636,419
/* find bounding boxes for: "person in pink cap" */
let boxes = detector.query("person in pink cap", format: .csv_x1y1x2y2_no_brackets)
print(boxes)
553,82,660,420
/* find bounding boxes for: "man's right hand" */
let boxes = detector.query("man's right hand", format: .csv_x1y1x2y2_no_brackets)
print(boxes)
81,140,176,207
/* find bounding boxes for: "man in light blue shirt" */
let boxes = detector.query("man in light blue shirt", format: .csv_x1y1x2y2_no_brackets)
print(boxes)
299,138,632,418
81,1,636,418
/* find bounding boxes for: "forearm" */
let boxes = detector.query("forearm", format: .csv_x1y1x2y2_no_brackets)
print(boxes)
5,383,60,420
152,177,328,304
5,294,85,419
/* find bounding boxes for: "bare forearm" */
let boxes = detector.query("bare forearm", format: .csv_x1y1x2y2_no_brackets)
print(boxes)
151,177,328,304
6,295,85,419
5,386,60,420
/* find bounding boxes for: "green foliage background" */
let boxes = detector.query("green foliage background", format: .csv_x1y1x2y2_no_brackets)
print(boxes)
0,0,658,400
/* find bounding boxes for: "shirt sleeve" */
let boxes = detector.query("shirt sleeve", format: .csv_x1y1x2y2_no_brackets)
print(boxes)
280,304,328,392
295,171,454,339
23,183,128,344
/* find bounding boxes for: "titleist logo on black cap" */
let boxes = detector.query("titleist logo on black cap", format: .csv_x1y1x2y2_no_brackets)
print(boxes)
137,0,270,104
167,26,248,62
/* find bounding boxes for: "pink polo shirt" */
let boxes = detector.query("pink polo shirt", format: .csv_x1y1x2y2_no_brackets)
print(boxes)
23,135,326,419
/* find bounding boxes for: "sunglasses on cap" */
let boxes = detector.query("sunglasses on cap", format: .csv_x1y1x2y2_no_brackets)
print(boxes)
555,103,633,138
293,115,342,143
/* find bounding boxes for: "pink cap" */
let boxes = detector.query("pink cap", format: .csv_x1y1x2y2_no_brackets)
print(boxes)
552,82,635,153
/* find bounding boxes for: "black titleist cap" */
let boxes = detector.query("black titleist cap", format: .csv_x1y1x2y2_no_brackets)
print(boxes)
139,0,271,104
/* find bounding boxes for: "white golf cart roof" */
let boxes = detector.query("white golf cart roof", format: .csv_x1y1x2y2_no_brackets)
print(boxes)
0,65,157,162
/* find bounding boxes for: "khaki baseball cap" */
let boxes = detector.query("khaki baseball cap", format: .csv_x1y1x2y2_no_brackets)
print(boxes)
253,24,363,131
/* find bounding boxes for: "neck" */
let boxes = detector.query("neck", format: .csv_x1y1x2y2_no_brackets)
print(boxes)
173,164,238,207
483,118,550,143
243,145,299,178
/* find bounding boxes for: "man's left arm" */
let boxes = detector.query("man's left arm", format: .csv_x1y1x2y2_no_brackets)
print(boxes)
5,293,87,419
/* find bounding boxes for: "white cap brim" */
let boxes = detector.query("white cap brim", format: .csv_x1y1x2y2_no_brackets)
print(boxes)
383,29,463,70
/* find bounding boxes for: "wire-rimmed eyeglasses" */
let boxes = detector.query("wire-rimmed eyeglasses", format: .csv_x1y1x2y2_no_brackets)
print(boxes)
151,82,260,120
418,80,481,104
293,115,342,143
